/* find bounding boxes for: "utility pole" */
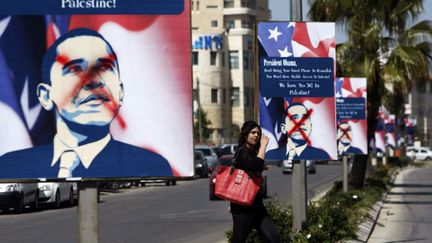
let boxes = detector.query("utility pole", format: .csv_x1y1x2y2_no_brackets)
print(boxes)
197,78,203,143
290,0,307,231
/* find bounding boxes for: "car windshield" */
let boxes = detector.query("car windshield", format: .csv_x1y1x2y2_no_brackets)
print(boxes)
197,148,212,156
194,152,205,160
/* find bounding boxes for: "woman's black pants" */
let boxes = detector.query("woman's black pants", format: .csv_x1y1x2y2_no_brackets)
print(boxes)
231,212,280,243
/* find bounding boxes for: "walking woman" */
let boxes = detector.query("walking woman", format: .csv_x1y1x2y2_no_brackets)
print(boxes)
230,121,280,243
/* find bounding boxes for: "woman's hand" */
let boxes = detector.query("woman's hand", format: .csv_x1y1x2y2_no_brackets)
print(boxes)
257,134,269,160
260,134,269,148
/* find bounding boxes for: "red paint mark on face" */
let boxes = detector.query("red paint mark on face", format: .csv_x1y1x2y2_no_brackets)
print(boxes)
54,53,126,129
339,126,351,141
286,108,313,145
56,55,69,65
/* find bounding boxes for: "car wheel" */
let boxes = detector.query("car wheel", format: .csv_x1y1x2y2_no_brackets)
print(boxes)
15,193,24,214
68,188,75,207
33,190,39,211
171,180,177,186
54,190,61,209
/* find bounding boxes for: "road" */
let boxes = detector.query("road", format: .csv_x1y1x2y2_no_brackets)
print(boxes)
0,163,342,243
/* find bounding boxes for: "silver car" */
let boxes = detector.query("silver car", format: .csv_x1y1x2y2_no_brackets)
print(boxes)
195,145,218,168
38,182,76,208
282,160,316,174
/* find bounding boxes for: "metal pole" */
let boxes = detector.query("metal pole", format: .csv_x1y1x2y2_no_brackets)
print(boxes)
342,155,348,192
290,0,306,231
78,181,99,243
197,78,203,142
292,160,307,230
290,0,303,21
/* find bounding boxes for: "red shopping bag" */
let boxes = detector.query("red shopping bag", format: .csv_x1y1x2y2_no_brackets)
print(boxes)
214,165,262,206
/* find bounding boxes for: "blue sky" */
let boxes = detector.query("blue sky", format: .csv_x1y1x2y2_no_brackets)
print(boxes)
269,0,432,43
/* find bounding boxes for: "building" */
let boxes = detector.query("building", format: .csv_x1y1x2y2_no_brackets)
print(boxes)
191,0,271,144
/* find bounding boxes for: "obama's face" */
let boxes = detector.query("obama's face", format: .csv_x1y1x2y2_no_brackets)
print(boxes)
285,104,312,141
38,35,123,126
338,123,352,144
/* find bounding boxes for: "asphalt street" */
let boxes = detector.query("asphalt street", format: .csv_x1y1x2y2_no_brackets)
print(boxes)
0,163,342,243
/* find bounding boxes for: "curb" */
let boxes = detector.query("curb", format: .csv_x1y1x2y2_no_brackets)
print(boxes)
346,167,401,243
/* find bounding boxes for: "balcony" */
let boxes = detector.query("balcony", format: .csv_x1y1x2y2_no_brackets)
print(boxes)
223,7,256,16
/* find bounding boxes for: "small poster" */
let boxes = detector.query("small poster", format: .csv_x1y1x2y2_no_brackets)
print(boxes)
335,77,367,155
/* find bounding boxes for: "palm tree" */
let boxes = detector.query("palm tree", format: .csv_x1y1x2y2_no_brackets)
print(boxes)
309,0,432,188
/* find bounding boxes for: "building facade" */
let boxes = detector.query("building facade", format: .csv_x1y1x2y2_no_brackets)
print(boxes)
191,0,270,144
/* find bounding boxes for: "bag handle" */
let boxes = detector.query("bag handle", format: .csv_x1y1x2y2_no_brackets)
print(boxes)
230,146,243,174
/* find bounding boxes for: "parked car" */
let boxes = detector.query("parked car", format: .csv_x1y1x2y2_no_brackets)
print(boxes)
413,147,432,161
195,145,218,168
214,143,238,158
0,183,39,213
194,150,209,178
38,182,76,208
282,160,316,174
406,147,417,160
209,154,268,200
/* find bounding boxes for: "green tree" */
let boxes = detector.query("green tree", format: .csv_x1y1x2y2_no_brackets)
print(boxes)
194,107,212,142
309,0,432,188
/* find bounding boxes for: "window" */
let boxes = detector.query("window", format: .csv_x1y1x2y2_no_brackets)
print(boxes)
207,5,218,8
192,51,199,65
196,1,199,10
222,51,225,67
229,51,239,69
241,20,250,28
210,51,217,66
224,0,234,8
192,89,197,101
211,89,218,103
231,87,240,107
211,20,218,27
222,89,226,104
245,88,254,107
225,20,235,29
243,51,249,69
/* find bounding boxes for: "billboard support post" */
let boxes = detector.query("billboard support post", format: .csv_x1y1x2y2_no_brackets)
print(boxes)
290,0,307,231
292,160,307,230
342,155,348,192
78,181,99,243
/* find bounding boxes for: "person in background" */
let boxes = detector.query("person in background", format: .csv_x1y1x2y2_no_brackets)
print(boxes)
230,120,280,243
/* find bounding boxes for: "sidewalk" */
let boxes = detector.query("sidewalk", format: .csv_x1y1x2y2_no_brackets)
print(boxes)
368,165,432,243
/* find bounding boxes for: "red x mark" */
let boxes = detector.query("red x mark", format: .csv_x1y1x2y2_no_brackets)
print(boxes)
54,54,126,129
338,126,351,140
286,108,313,145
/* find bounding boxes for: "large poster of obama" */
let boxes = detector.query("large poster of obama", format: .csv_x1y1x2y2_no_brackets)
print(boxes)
258,22,337,161
0,1,193,180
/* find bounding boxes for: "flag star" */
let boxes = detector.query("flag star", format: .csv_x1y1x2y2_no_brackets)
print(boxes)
268,26,282,42
278,46,292,57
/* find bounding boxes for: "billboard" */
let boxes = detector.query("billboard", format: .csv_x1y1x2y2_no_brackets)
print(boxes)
257,22,337,161
374,112,386,154
0,0,193,180
335,77,367,155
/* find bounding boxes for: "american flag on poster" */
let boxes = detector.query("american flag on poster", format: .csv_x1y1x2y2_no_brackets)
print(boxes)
335,77,367,155
0,1,193,177
258,22,337,161
385,114,396,149
375,112,386,153
405,117,416,146
0,16,56,157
